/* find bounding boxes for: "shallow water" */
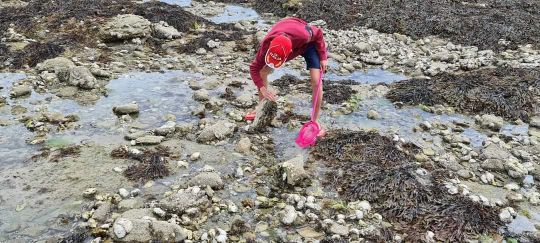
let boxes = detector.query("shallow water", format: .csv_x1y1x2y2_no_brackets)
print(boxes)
209,5,261,24
145,0,191,7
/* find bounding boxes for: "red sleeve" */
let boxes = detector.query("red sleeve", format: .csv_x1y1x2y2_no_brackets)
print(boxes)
313,27,328,61
250,42,268,89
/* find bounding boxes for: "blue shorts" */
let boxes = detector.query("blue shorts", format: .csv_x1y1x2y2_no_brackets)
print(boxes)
301,44,320,70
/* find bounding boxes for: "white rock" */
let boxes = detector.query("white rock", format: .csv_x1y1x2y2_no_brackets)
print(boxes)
190,152,200,161
480,172,495,184
153,208,166,218
113,218,133,239
177,160,189,168
119,188,130,198
280,205,297,225
499,207,516,223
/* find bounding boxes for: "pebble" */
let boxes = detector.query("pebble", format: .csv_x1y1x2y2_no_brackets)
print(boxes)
280,205,297,225
130,189,141,197
177,160,189,168
153,208,166,218
367,109,381,120
113,167,123,173
83,188,97,198
499,207,516,223
504,183,520,191
480,172,495,184
190,152,201,161
113,218,133,239
118,188,130,198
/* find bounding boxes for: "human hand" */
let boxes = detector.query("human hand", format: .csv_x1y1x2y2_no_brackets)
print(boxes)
259,86,277,101
320,59,328,73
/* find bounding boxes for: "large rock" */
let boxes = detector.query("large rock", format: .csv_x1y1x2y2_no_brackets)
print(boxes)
187,172,224,189
68,66,99,89
135,135,164,145
196,120,236,143
154,121,176,136
478,114,504,131
248,99,277,133
112,208,186,242
113,103,140,115
279,156,309,186
36,57,75,74
158,187,210,214
101,14,152,41
480,143,516,172
234,137,252,154
10,85,31,98
530,116,540,128
92,202,112,222
152,21,181,39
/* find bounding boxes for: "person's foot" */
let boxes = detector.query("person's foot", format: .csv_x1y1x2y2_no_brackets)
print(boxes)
244,110,256,121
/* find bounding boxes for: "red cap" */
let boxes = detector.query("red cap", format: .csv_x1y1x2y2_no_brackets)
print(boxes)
265,35,292,69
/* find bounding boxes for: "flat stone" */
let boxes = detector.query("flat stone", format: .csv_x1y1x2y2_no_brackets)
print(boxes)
187,172,224,189
158,188,210,214
297,227,324,239
113,103,140,115
135,135,164,145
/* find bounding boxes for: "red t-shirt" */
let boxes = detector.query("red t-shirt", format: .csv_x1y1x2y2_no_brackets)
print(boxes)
250,17,328,88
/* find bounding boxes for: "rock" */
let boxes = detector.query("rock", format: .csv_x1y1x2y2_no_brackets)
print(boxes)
530,116,540,128
10,85,31,98
507,192,524,202
125,131,152,140
37,57,75,74
207,40,221,49
329,222,350,236
41,112,66,124
478,114,504,131
354,42,371,53
187,172,224,189
151,221,186,242
457,169,473,179
297,227,324,239
499,207,516,223
280,205,297,225
523,175,535,187
118,199,144,212
480,172,495,184
175,122,194,136
367,110,381,120
529,128,540,139
248,99,277,133
158,188,210,214
119,188,130,198
83,188,97,198
101,14,152,41
193,89,210,102
113,103,140,115
131,189,141,197
115,219,151,242
68,66,99,89
233,94,254,108
152,21,181,39
279,156,309,187
154,121,176,136
506,158,527,179
93,203,112,222
153,208,166,218
135,136,164,145
196,120,236,143
480,143,515,171
189,152,200,161
113,218,133,239
234,137,252,154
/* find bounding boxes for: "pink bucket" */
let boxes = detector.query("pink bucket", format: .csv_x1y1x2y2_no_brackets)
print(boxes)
296,71,323,148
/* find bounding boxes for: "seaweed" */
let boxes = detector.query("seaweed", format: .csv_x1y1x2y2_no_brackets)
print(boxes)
245,0,540,51
272,75,358,105
11,42,65,68
313,130,502,242
386,67,540,121
111,145,172,182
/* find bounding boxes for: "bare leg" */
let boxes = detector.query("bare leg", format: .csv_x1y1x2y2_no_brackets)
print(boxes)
309,68,323,121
